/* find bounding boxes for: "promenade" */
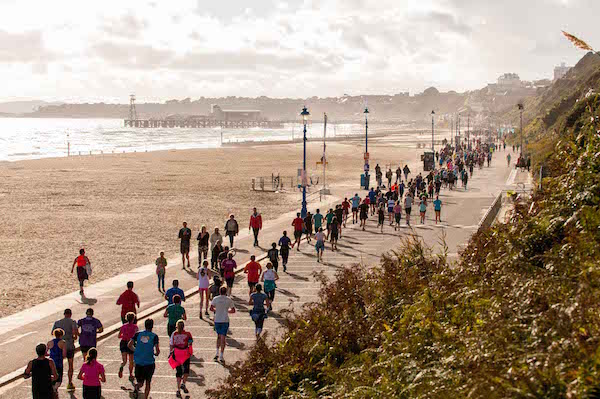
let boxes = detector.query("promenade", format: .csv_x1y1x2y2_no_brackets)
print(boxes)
0,149,524,398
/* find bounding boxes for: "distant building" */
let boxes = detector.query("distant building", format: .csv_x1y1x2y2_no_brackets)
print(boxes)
553,62,572,81
497,73,522,88
210,104,262,121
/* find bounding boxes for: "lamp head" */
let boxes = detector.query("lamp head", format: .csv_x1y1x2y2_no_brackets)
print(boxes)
431,110,435,116
364,107,369,114
300,106,310,122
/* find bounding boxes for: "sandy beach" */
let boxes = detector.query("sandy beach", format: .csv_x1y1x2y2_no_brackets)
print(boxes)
0,131,437,317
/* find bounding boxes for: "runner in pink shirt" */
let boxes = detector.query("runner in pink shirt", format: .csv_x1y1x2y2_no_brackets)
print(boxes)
77,348,105,399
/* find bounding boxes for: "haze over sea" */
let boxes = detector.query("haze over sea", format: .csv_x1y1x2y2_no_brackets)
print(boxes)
0,118,417,162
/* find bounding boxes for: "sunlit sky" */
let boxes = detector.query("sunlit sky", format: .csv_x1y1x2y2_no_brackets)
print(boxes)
0,0,598,102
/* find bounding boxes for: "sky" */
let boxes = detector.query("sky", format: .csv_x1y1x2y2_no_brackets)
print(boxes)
0,0,598,103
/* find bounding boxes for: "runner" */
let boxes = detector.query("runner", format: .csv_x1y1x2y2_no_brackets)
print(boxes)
393,200,402,230
325,209,334,240
47,328,67,398
261,262,279,310
164,295,186,338
197,226,210,267
387,196,395,225
396,166,402,183
210,286,236,363
24,343,57,399
221,252,237,296
359,197,369,231
77,348,105,399
315,227,325,262
377,204,385,233
165,280,185,305
211,241,223,270
434,196,442,223
404,192,413,226
342,198,351,227
334,205,344,238
116,281,140,324
249,284,270,339
351,194,360,224
178,222,192,269
129,319,159,399
51,309,78,393
304,211,313,244
244,255,262,298
155,251,167,293
403,164,411,181
224,214,239,248
330,216,339,250
169,320,193,398
77,309,103,361
117,312,138,383
249,208,262,247
419,197,427,224
278,231,291,272
386,168,393,187
198,260,212,319
71,248,90,295
312,209,324,239
267,242,279,273
368,188,377,215
507,153,511,166
291,212,304,250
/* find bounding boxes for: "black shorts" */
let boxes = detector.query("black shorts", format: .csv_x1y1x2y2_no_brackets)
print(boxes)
294,230,302,239
120,340,133,354
248,281,257,289
80,346,92,355
180,241,190,254
352,207,358,213
405,208,411,215
135,363,156,384
66,348,75,359
176,358,191,378
225,277,235,288
54,367,64,386
83,385,101,399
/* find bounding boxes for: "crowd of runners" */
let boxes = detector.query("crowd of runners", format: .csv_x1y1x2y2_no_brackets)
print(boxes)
24,138,500,399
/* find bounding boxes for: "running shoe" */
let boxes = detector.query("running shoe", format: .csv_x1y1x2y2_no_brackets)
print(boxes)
129,375,135,384
181,384,189,394
66,382,75,392
118,364,124,378
214,355,219,362
205,310,210,317
219,355,225,363
176,390,182,398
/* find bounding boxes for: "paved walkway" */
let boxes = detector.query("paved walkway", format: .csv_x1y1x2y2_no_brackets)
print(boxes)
0,149,517,398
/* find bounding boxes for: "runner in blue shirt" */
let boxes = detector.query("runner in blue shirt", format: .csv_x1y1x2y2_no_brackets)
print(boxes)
368,188,377,215
128,319,159,399
351,194,361,224
165,280,185,305
433,196,442,224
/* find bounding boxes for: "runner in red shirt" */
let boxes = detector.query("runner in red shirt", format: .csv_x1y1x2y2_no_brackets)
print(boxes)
291,213,304,251
116,282,140,324
243,255,262,298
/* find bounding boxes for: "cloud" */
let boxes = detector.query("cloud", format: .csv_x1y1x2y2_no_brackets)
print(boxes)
0,30,54,63
102,13,148,39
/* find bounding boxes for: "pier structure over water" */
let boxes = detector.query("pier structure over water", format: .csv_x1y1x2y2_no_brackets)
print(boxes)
123,119,284,129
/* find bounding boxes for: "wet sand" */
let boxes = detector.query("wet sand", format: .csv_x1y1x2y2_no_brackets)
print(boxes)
0,131,436,316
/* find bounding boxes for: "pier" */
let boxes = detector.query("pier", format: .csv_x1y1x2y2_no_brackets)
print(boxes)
124,119,284,129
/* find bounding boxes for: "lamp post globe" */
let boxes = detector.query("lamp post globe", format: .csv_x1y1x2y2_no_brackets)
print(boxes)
300,106,310,218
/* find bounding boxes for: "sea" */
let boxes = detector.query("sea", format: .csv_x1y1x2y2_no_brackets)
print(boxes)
0,118,375,162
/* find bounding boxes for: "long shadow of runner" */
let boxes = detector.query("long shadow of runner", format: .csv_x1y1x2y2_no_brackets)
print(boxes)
277,288,300,299
187,355,206,387
77,294,97,306
284,272,310,281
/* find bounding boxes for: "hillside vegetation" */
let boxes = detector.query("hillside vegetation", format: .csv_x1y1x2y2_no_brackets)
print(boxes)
208,56,600,399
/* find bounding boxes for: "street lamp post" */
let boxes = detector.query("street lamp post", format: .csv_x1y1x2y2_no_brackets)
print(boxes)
518,103,524,156
301,106,310,218
364,107,369,190
431,110,435,152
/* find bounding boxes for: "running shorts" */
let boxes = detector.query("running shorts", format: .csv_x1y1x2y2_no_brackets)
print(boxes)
225,277,234,288
405,207,411,215
294,230,302,239
248,281,257,289
135,363,156,384
120,340,134,354
352,207,358,213
214,322,229,336
180,241,190,254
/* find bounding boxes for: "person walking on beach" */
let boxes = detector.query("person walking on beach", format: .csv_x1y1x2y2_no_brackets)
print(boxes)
128,319,159,399
47,328,67,397
210,286,236,362
396,166,402,183
77,309,103,362
77,348,105,399
211,241,223,270
209,228,223,266
351,194,360,224
433,196,442,223
403,164,411,181
197,226,210,267
165,280,185,305
155,252,167,293
117,312,138,384
304,211,313,244
198,260,212,319
244,255,262,298
117,281,140,324
24,343,58,399
164,295,186,338
178,222,192,269
386,168,393,187
267,242,279,272
221,253,237,296
278,231,291,272
315,227,325,263
404,192,413,226
291,213,304,250
249,284,270,339
249,208,262,247
224,215,239,248
261,263,278,310
71,248,90,296
52,309,78,393
169,320,193,398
